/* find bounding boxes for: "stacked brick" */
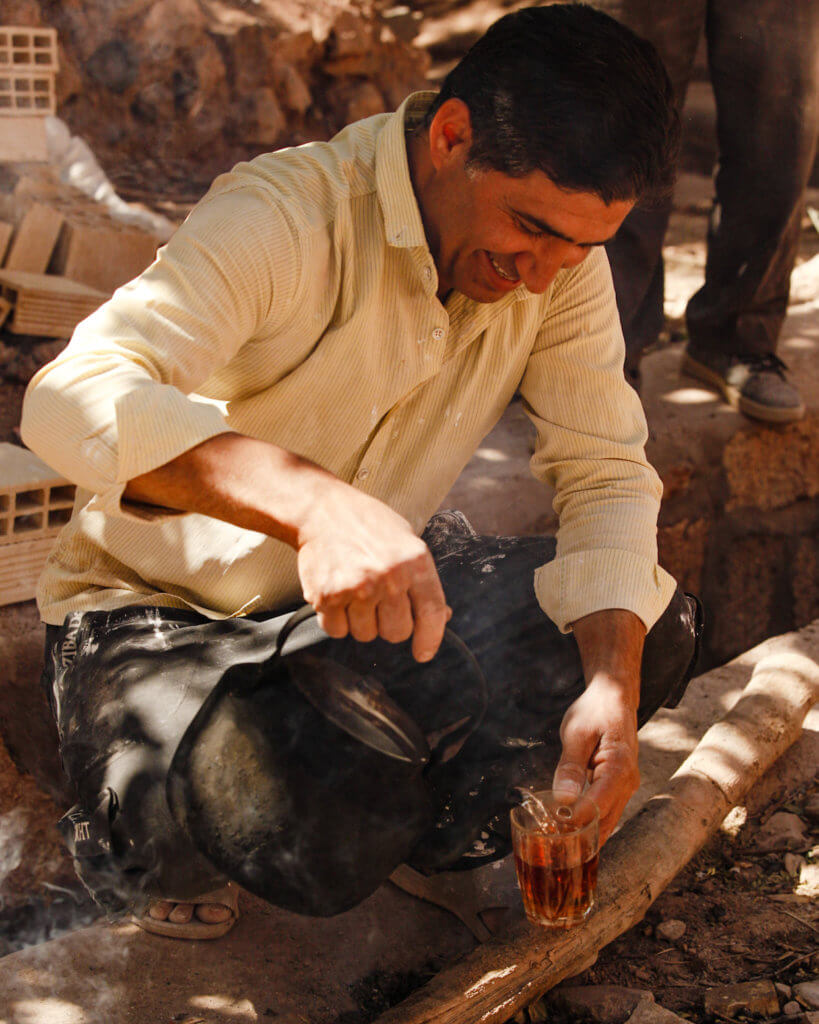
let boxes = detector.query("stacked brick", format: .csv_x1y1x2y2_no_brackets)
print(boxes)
0,26,57,161
0,443,75,606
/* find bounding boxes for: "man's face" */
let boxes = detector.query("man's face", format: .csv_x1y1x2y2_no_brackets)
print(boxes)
417,101,634,302
434,164,634,303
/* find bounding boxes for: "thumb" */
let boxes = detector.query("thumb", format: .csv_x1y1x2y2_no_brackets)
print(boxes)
552,729,594,803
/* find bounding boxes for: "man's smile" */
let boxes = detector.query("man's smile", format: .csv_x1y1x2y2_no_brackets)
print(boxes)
486,251,520,285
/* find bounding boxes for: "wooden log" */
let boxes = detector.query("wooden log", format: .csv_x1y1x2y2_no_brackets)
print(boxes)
374,652,819,1024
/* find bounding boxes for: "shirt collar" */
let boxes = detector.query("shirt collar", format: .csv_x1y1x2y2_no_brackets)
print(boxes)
375,91,437,250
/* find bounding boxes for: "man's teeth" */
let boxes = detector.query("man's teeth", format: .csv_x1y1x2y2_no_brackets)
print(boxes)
488,253,518,281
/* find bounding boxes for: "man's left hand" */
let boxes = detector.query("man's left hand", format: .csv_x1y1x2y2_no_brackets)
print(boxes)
551,608,645,844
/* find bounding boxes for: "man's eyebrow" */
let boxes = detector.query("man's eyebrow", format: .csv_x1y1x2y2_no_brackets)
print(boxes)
509,208,613,247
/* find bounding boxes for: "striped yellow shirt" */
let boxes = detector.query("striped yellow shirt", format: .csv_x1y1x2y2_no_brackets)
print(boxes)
21,92,676,630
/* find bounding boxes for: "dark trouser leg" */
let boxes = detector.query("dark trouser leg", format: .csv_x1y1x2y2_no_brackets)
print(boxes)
408,512,701,873
591,0,705,366
44,513,700,913
686,0,819,356
43,607,302,913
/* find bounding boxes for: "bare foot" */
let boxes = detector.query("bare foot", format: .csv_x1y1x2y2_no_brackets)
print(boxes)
147,899,233,924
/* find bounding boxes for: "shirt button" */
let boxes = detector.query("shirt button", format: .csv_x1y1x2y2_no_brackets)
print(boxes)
356,467,370,481
424,267,432,279
432,327,445,341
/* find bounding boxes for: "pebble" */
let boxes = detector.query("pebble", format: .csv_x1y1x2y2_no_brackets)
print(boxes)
704,980,781,1018
797,862,819,897
777,982,794,1000
656,919,686,941
626,1000,690,1023
794,981,819,1010
754,812,808,852
784,853,807,876
547,985,650,1023
784,1001,803,1016
802,792,819,824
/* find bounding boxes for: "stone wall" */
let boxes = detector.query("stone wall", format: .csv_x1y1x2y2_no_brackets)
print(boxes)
657,414,819,668
2,0,430,189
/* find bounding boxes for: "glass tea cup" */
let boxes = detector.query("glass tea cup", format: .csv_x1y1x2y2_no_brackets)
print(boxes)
510,789,599,927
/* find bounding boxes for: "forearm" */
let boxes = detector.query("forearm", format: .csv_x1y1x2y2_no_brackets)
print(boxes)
125,431,449,661
124,431,348,548
570,607,645,704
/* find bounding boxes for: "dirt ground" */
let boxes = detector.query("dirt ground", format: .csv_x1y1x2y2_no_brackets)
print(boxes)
555,780,819,1022
1,7,818,1019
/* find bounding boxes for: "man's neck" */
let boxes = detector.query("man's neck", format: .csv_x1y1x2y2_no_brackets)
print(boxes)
406,129,449,298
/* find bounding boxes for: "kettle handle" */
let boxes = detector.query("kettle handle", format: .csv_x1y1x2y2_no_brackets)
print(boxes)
272,604,488,761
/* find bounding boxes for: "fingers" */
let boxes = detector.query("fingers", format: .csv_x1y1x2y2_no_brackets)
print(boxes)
309,547,450,660
408,557,450,662
377,593,414,644
586,748,640,843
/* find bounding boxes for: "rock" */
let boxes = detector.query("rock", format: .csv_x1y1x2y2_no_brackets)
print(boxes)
794,981,819,1010
785,1002,804,1016
704,980,781,1019
656,517,708,597
785,852,808,875
796,861,819,897
7,0,429,182
342,81,387,123
549,985,652,1023
276,63,312,115
754,811,809,852
656,918,686,941
723,415,819,513
778,983,795,1000
242,87,286,146
803,791,819,824
626,1001,691,1024
85,38,139,94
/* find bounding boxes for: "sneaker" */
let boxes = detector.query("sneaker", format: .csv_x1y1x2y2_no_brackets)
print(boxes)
682,348,805,423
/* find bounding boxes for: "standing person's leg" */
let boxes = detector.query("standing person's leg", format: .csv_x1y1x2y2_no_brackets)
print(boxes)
683,0,819,422
590,1,706,387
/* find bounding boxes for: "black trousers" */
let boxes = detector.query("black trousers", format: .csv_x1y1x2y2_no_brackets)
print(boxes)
592,0,819,368
44,512,701,916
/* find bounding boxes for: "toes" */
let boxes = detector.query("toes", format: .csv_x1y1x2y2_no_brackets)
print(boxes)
147,900,174,921
167,902,195,924
196,903,232,924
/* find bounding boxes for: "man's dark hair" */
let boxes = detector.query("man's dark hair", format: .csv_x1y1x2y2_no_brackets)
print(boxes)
425,3,680,204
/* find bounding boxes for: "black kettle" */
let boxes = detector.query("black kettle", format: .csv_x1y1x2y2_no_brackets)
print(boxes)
167,606,488,916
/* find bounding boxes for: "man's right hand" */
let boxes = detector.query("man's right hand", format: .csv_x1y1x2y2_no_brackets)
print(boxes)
125,432,450,662
297,484,450,662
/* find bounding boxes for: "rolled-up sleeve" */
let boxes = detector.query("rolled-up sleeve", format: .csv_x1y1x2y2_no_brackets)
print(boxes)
21,185,303,518
520,248,676,633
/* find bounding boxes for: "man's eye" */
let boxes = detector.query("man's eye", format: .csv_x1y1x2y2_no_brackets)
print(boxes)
514,218,545,238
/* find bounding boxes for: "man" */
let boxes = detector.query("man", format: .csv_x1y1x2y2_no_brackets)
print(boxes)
22,4,698,939
592,0,818,421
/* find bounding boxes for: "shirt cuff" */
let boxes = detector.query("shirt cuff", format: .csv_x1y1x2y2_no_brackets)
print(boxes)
86,385,233,522
534,548,678,634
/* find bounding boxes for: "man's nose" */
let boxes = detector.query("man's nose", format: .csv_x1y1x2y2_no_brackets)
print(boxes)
515,240,589,293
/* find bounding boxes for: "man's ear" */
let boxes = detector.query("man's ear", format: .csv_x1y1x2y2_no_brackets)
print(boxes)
428,98,473,170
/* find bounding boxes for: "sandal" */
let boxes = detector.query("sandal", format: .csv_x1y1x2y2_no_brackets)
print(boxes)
132,883,239,940
390,864,514,942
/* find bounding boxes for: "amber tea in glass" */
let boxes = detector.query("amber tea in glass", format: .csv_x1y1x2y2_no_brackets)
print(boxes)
510,789,599,927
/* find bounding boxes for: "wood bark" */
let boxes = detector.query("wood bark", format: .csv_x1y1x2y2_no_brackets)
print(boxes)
374,651,819,1024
